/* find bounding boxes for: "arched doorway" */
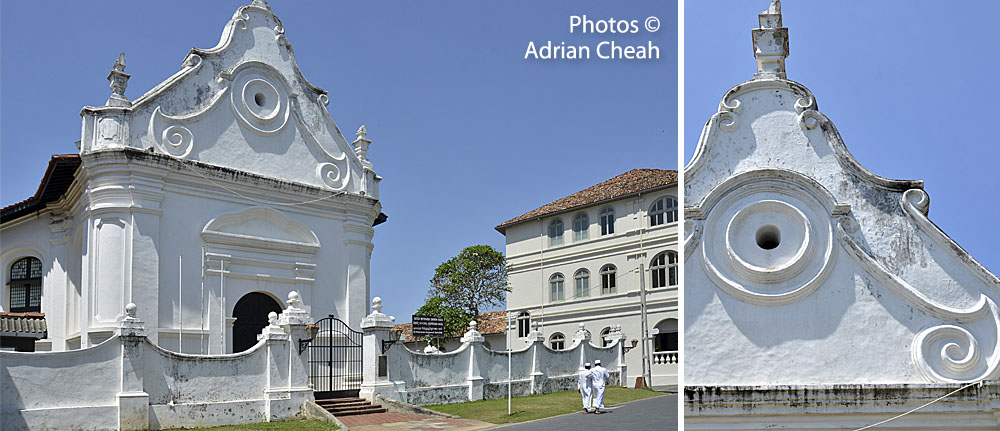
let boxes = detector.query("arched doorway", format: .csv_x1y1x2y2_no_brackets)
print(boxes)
232,292,283,353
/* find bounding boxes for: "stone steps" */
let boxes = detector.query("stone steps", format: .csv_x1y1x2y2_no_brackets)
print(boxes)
315,396,388,417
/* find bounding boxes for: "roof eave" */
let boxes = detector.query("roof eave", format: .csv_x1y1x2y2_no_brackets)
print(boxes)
495,181,678,235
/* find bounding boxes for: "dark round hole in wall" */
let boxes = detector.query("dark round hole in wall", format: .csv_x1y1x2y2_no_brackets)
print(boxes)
254,92,266,107
756,225,781,250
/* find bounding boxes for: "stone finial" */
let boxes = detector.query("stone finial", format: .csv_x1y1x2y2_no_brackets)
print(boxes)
752,0,789,80
360,296,394,329
526,320,545,343
573,322,591,341
125,302,138,319
250,0,270,9
287,291,303,309
117,302,146,337
461,320,485,343
106,53,132,108
268,311,279,327
352,125,373,168
278,290,311,326
424,340,441,354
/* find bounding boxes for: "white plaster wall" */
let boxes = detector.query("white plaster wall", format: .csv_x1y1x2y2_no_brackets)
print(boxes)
1,338,121,413
384,336,623,405
1,149,378,355
1,305,314,430
143,340,268,404
684,79,1000,386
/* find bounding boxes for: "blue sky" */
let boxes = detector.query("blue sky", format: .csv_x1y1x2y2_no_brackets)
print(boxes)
0,1,677,322
686,1,1000,276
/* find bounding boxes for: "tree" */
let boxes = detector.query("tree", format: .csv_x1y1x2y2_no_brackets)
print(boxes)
428,245,510,320
415,296,473,339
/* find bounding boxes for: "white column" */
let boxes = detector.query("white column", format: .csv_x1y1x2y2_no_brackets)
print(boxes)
605,324,629,387
461,320,486,402
526,321,546,394
116,303,149,430
359,297,396,402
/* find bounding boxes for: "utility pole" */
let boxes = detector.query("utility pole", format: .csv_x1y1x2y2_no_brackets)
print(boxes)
639,262,651,388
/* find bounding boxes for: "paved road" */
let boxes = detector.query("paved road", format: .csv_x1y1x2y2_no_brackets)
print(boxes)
492,394,677,431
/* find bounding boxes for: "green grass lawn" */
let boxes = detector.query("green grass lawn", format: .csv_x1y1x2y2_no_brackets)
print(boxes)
425,386,662,424
169,419,339,431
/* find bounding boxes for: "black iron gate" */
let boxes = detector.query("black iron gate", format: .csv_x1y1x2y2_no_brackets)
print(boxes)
308,315,363,398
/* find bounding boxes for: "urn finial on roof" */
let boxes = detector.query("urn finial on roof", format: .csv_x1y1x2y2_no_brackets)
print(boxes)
106,52,132,108
352,125,373,168
752,0,789,80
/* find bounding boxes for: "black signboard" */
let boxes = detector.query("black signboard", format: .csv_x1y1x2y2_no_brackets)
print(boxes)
412,315,445,337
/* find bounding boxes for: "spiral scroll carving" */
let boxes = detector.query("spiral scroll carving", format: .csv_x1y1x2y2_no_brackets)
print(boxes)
913,315,1000,383
317,162,349,191
718,98,742,132
161,125,194,158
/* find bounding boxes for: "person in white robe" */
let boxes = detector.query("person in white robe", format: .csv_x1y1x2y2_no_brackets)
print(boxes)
591,359,611,414
578,362,593,413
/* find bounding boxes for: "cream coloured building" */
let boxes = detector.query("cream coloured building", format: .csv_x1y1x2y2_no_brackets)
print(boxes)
497,169,678,388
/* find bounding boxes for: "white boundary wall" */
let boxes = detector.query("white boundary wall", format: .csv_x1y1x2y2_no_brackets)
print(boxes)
358,298,628,406
1,293,314,430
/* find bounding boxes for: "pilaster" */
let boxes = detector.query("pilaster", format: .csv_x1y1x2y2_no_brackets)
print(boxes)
605,324,629,387
572,323,591,370
116,303,149,431
461,321,486,401
526,321,546,394
359,297,396,402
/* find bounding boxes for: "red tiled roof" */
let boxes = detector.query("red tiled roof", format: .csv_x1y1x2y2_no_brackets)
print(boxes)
0,312,48,338
391,310,508,342
1,154,81,223
495,169,677,233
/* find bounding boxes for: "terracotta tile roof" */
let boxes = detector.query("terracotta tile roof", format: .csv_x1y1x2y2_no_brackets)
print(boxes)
0,312,48,338
391,310,508,342
1,154,81,223
495,168,677,233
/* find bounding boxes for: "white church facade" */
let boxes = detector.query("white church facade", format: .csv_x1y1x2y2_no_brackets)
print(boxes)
0,1,383,354
684,1,1000,428
497,169,679,389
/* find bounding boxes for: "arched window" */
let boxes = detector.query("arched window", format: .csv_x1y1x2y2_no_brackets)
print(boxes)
517,311,530,338
9,257,42,313
650,251,678,288
574,269,590,298
600,264,617,295
573,213,589,241
599,207,615,235
649,197,678,227
653,319,679,352
600,327,612,347
549,332,566,350
549,273,565,302
548,220,564,246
